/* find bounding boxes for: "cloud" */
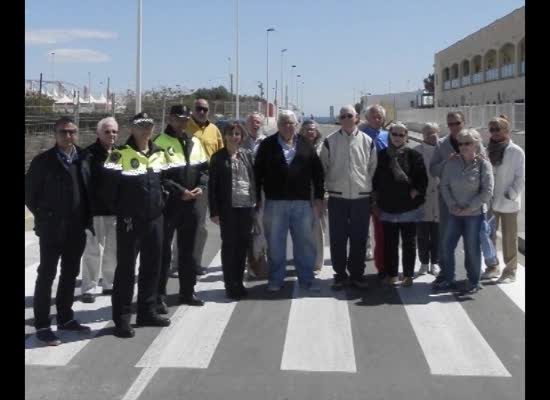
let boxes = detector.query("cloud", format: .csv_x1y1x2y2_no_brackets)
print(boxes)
26,29,117,45
48,49,110,63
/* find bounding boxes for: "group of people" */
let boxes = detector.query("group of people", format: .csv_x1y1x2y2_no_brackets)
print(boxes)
25,98,524,346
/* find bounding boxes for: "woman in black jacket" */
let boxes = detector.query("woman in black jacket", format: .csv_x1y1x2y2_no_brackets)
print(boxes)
208,121,256,299
373,123,428,287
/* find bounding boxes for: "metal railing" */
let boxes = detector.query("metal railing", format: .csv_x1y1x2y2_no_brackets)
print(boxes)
396,102,525,132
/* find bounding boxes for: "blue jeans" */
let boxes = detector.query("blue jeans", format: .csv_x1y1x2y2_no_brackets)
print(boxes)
480,213,498,266
444,214,483,286
263,200,315,286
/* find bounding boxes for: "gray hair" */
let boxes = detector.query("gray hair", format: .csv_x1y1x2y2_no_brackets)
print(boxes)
97,117,118,134
421,122,440,135
277,110,298,126
388,121,408,134
366,104,386,119
247,111,265,123
457,128,481,144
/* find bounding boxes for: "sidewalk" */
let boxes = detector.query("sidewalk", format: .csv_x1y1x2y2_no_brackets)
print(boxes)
408,130,525,255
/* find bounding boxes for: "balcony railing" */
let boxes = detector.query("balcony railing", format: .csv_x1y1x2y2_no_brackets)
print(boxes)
485,68,498,81
451,79,460,88
472,72,483,84
461,76,471,86
443,80,451,90
520,61,525,75
500,64,515,78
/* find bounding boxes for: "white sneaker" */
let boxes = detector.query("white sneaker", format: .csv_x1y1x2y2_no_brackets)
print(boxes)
481,266,501,280
430,264,441,276
418,264,429,275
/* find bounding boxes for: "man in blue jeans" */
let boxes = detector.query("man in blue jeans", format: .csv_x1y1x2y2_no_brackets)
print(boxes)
254,111,325,292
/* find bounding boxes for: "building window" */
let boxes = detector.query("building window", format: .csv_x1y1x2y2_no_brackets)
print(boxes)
443,81,451,90
451,79,460,88
461,76,471,86
472,72,483,84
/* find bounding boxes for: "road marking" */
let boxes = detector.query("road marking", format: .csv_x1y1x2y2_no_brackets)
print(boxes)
490,251,525,312
398,256,511,377
124,251,234,400
281,247,356,373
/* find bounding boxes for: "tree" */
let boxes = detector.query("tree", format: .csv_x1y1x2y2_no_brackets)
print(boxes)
423,73,435,92
25,93,55,115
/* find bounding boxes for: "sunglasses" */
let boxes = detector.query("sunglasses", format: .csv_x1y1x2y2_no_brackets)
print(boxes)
391,132,406,138
58,129,77,135
340,114,354,119
447,121,462,127
489,127,501,133
458,142,473,146
195,106,209,112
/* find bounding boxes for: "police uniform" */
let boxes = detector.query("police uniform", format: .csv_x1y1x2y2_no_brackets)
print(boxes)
154,107,209,307
102,113,171,336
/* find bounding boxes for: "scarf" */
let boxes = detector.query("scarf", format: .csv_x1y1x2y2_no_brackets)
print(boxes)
450,135,459,153
386,142,409,183
487,138,510,166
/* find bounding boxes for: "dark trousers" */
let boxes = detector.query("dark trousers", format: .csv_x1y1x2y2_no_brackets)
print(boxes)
328,197,371,280
112,215,163,325
417,221,439,265
372,214,385,273
382,221,417,278
220,207,254,292
33,224,86,330
158,204,198,299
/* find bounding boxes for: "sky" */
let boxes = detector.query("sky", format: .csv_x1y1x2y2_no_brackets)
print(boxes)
25,0,525,116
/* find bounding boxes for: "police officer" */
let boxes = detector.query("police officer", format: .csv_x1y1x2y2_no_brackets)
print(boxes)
25,116,93,346
155,105,208,311
103,112,171,338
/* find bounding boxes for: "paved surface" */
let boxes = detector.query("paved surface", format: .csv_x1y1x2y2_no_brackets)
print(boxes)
25,123,524,399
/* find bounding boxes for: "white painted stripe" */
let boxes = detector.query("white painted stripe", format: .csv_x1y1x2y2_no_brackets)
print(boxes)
280,248,356,373
123,251,233,400
398,266,511,377
136,251,238,368
492,251,525,312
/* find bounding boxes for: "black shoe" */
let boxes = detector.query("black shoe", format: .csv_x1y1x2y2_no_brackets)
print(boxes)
377,271,387,280
195,267,207,276
237,286,249,297
81,293,95,303
179,293,205,306
331,276,348,291
136,313,171,327
225,290,242,300
114,321,135,338
434,274,445,284
102,289,113,295
36,328,61,346
156,299,169,315
58,319,92,333
350,276,369,289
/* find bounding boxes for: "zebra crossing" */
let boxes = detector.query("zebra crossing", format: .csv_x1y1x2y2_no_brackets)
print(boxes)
25,236,525,400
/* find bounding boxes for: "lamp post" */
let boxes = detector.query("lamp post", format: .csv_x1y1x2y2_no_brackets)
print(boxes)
50,52,55,82
280,48,287,111
136,0,142,113
265,27,275,123
296,74,301,111
289,64,296,106
235,0,240,119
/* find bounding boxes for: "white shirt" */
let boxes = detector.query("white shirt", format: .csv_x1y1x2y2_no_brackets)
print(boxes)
490,141,525,213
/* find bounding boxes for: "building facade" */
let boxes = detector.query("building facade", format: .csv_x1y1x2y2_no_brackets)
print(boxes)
434,6,524,107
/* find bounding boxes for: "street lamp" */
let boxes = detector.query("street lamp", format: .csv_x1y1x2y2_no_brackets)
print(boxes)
296,74,301,111
266,27,275,123
289,64,296,107
50,52,55,82
136,0,142,113
235,0,240,119
280,48,287,110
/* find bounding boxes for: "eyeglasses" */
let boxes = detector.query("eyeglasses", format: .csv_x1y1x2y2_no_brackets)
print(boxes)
489,127,501,133
340,114,354,119
458,142,473,146
195,106,209,113
391,132,406,138
58,129,77,135
104,130,118,134
447,121,462,127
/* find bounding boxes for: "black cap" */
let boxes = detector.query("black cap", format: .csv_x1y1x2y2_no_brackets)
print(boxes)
131,112,155,127
169,105,191,118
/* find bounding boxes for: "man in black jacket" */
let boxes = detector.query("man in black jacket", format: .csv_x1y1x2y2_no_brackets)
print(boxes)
80,117,119,303
25,116,93,346
254,111,324,292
